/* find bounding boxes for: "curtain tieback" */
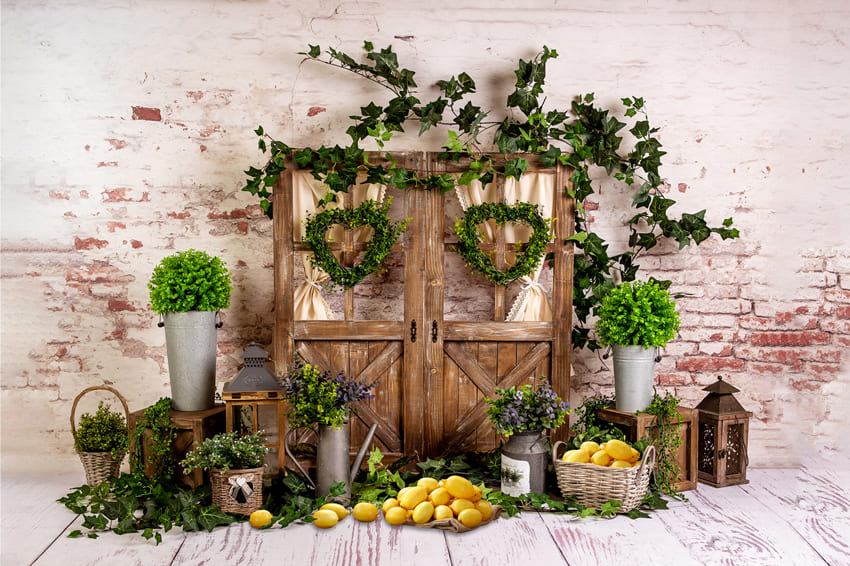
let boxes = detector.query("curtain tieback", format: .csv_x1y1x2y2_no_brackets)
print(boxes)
306,279,324,291
521,280,544,291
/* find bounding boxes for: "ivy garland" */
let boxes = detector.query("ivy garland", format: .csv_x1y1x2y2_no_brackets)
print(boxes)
304,198,409,292
454,202,552,286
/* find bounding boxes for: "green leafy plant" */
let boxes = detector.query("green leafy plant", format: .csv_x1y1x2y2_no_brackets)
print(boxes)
130,397,177,482
242,43,738,350
595,280,680,348
74,401,129,460
180,430,268,473
280,360,375,428
454,201,552,286
304,198,409,291
148,249,232,314
485,377,569,437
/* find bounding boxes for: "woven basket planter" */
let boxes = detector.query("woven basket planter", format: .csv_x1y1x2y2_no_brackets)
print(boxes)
71,386,130,487
209,467,264,515
552,442,656,513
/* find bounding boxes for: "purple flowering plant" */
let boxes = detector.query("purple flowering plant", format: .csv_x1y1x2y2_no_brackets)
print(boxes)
485,377,569,437
281,359,376,428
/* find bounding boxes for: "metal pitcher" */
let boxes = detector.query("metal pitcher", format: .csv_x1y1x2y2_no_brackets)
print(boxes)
284,421,378,501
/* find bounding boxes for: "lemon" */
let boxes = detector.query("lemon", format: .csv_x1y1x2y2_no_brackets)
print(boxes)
428,487,451,507
449,498,474,516
605,439,633,461
399,485,428,510
417,477,439,493
445,475,475,500
433,505,453,520
249,509,273,529
457,508,483,529
580,441,600,455
469,484,482,503
411,501,434,524
384,506,408,526
319,502,350,520
396,486,412,501
610,460,632,468
475,500,493,521
382,497,399,515
565,449,590,463
352,502,379,523
312,509,339,529
591,450,612,467
629,447,640,463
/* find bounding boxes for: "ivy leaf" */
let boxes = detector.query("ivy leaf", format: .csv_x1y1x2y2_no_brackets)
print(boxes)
566,232,588,243
599,500,621,517
67,530,83,539
454,101,485,134
418,98,447,135
503,158,529,180
307,45,321,58
363,40,373,52
540,146,561,168
197,506,236,532
507,88,538,115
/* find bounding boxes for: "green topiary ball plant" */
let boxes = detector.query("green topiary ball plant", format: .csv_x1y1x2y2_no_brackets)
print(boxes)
74,401,129,460
148,249,232,314
595,280,680,348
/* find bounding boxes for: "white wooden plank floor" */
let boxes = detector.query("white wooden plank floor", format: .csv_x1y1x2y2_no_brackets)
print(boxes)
3,454,850,566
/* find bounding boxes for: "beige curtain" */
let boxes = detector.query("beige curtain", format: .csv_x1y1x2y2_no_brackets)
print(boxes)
292,171,386,320
454,172,556,322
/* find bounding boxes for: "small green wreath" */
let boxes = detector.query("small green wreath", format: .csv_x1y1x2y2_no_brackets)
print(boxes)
305,198,409,292
454,201,553,287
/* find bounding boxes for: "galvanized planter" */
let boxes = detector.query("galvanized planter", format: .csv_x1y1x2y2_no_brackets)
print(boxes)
612,345,657,413
500,430,548,496
163,310,218,412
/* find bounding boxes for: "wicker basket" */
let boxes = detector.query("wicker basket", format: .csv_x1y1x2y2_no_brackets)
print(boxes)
210,467,264,515
71,386,130,487
552,442,656,513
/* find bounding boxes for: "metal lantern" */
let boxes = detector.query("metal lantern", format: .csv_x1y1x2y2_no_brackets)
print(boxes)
222,343,286,475
696,376,752,487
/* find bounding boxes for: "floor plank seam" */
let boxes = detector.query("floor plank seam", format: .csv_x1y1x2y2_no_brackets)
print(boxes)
168,536,187,566
537,511,571,566
30,513,79,566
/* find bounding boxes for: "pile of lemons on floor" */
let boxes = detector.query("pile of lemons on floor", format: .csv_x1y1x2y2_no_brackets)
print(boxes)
562,438,642,468
286,475,492,530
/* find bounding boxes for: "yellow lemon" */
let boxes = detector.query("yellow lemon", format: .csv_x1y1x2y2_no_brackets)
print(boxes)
429,487,451,507
352,502,379,523
444,475,475,500
469,484,482,503
475,500,493,521
417,477,439,493
433,505,453,520
384,505,408,526
629,447,640,463
457,508,483,529
411,501,434,524
396,487,412,501
610,460,632,468
249,509,273,529
382,497,399,515
399,485,428,510
319,502,350,520
449,498,475,516
565,449,590,463
312,509,339,529
580,441,600,456
605,439,633,461
591,450,612,467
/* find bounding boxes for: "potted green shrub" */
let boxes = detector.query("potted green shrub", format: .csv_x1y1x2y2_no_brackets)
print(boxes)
71,387,130,486
485,377,569,496
148,249,232,411
181,430,267,515
595,280,680,413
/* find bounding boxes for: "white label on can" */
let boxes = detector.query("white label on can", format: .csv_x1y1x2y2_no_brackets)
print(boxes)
501,455,530,496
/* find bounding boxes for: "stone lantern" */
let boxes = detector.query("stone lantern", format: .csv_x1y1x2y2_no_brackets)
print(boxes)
222,343,286,476
696,376,752,487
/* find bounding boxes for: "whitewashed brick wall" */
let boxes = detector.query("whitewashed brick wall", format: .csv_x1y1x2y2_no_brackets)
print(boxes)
2,0,848,472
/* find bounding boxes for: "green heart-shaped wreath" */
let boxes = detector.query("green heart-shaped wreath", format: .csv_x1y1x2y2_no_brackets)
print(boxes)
305,198,409,292
454,201,553,287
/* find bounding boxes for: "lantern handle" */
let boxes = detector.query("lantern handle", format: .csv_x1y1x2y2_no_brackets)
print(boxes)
635,444,656,485
215,311,223,329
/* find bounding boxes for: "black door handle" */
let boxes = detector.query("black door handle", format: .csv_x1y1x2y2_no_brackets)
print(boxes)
410,320,417,342
432,320,438,343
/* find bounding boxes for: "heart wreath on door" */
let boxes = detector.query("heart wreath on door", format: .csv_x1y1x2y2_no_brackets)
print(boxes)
304,198,409,291
454,201,552,287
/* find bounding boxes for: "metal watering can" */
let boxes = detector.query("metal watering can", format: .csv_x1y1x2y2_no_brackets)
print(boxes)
284,422,378,501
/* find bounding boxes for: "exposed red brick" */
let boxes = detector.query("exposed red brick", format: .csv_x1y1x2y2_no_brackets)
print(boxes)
236,260,248,267
825,289,850,303
749,362,789,375
168,211,191,219
131,106,162,121
583,200,599,211
835,306,850,319
790,379,821,392
106,329,127,341
750,331,829,347
237,221,249,234
676,357,745,372
107,222,126,232
106,138,128,150
657,373,693,386
806,362,841,376
80,190,90,199
102,188,132,202
307,106,326,117
108,300,136,312
130,239,143,248
820,319,850,334
837,336,850,346
74,237,109,250
98,161,118,168
187,91,204,101
50,191,70,200
66,265,129,283
208,208,249,220
199,125,221,138
200,145,207,152
678,183,688,193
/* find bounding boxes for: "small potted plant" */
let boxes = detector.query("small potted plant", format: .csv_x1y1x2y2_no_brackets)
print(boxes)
485,377,569,496
181,430,267,514
595,279,680,413
71,387,130,486
280,360,377,499
148,249,232,412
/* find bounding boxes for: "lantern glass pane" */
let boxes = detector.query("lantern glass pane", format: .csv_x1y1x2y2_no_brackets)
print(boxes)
257,405,279,444
699,421,716,476
234,405,254,434
726,423,743,476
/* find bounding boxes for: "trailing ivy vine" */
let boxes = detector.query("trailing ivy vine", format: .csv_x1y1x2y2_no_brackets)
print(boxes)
130,397,177,483
242,42,739,348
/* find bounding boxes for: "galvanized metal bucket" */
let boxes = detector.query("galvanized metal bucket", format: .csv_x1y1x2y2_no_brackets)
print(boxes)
613,345,657,413
163,310,217,411
501,430,548,496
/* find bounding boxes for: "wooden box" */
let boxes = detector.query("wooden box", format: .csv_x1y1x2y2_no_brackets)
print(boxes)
596,406,699,492
129,405,226,488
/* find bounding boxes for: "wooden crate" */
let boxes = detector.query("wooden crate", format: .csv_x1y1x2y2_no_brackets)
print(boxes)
596,406,699,492
129,405,226,488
